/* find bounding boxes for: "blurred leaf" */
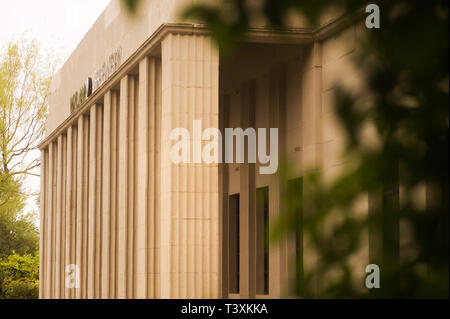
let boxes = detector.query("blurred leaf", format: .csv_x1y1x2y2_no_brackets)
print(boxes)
123,0,139,14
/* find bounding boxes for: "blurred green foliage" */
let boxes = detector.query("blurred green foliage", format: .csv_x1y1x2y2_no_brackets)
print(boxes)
123,0,449,297
123,0,140,14
0,172,39,299
184,0,449,298
0,172,39,259
0,251,39,299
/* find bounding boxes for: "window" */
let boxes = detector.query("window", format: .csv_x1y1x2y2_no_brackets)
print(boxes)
229,194,240,294
256,187,269,295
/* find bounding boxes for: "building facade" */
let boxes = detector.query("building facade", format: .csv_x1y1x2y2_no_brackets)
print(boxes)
40,0,378,299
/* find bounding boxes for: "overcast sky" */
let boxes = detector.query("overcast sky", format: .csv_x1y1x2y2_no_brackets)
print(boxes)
0,0,110,65
0,0,111,217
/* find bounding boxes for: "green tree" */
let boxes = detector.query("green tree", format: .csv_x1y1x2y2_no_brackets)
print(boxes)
0,171,39,258
0,169,24,212
0,39,47,259
0,38,51,298
0,39,50,178
0,251,39,299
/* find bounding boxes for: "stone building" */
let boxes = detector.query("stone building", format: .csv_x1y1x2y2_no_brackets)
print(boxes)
39,0,384,298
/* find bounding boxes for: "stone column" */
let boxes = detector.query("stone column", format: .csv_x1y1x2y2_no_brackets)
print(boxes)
136,57,149,299
40,148,48,298
64,126,74,299
46,142,54,298
51,141,58,298
160,33,219,298
102,92,112,298
110,91,119,298
239,81,256,298
219,95,230,298
95,105,103,299
118,76,129,298
135,56,162,298
268,64,287,298
88,104,102,298
76,115,87,299
55,134,65,299
301,42,323,296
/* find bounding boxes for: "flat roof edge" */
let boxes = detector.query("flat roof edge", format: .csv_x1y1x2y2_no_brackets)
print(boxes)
40,9,364,150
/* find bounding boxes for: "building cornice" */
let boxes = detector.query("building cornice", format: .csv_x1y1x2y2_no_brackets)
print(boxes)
39,10,364,150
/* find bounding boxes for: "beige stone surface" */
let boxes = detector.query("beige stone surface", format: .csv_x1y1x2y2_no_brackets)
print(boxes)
159,34,219,298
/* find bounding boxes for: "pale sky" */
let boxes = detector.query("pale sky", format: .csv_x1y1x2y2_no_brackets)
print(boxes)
0,0,111,66
0,0,111,218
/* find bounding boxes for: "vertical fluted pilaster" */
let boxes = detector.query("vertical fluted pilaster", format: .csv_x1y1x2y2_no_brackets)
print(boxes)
300,43,323,169
219,95,230,298
51,141,58,298
71,126,78,298
301,42,322,296
83,116,90,298
55,136,62,299
118,76,129,299
161,34,219,298
136,57,149,298
76,116,85,298
86,103,103,299
40,148,48,298
65,127,73,298
39,149,45,299
46,142,53,298
136,56,161,299
88,105,97,298
95,105,103,299
127,76,137,299
268,64,287,298
239,81,256,298
111,91,119,298
102,92,112,298
55,134,67,299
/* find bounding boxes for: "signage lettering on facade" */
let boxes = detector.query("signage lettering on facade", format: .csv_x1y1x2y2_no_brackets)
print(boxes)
69,77,92,113
92,47,122,92
69,47,122,113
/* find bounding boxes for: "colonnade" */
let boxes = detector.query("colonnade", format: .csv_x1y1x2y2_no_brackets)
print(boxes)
40,34,220,299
